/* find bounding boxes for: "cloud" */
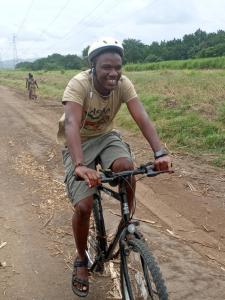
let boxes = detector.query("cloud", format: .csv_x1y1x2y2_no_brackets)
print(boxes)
1,0,225,61
136,0,197,25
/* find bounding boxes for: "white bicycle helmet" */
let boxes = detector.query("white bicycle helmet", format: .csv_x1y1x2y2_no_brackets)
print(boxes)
88,37,124,63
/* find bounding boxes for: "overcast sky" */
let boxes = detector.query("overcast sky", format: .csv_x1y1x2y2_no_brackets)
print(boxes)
1,0,225,61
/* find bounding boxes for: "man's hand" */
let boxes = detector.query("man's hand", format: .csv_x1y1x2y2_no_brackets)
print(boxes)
75,166,101,188
154,155,173,172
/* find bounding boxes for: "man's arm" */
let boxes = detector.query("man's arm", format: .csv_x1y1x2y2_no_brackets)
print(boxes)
126,97,162,152
64,101,83,164
126,97,172,170
64,101,100,187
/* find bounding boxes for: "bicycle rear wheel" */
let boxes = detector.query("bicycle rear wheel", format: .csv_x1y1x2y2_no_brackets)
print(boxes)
120,237,168,300
86,195,106,272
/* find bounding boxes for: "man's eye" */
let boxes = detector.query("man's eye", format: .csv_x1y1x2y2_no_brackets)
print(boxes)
103,66,111,70
103,66,121,71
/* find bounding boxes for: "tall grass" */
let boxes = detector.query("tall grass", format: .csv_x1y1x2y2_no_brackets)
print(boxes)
1,68,225,168
116,69,225,168
124,56,225,71
0,69,79,100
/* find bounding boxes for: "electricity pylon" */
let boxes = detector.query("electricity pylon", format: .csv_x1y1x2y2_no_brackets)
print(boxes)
12,34,18,68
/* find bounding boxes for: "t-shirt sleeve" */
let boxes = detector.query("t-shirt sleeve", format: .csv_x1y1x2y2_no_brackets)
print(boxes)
120,76,138,103
62,77,86,106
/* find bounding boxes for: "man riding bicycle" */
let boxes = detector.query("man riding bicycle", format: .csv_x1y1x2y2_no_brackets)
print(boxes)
58,37,172,297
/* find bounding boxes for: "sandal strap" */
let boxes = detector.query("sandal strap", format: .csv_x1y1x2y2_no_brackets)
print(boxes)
74,256,88,268
73,276,89,286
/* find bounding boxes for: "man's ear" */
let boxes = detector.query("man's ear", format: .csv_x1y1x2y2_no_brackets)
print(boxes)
91,66,96,76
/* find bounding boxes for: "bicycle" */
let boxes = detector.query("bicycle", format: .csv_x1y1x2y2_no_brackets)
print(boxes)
85,162,171,300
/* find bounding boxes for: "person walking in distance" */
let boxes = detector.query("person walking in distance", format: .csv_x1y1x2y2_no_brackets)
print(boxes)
57,37,172,297
26,73,38,100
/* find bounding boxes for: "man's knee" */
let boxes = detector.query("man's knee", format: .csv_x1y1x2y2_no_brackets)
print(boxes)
111,157,134,172
74,196,93,217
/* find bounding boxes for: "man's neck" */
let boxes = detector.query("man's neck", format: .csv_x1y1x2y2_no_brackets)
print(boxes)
93,77,110,97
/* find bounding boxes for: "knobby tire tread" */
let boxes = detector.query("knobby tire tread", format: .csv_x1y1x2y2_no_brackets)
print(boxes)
121,237,168,300
92,197,103,234
87,196,107,273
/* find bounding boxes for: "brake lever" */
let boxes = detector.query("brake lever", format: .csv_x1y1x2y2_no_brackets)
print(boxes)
146,166,174,177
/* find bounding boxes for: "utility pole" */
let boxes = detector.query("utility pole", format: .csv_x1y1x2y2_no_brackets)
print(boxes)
12,34,18,69
0,53,3,69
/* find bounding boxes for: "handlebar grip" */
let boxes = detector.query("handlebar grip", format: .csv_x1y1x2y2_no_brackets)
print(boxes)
74,174,84,181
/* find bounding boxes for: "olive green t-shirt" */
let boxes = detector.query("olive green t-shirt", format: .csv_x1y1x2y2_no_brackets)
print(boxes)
57,70,137,144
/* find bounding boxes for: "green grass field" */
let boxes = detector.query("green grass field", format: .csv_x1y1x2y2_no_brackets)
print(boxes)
1,68,225,168
124,56,225,71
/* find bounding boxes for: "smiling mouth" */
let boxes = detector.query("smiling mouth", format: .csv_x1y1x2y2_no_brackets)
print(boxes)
107,79,117,86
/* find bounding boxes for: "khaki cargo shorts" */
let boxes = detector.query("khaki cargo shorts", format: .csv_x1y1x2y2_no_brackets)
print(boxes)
62,131,133,206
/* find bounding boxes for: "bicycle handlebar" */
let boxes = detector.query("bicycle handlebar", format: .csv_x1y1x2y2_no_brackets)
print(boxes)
100,163,173,184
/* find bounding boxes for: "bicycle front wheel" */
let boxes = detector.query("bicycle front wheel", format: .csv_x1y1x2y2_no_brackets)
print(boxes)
86,195,106,272
120,237,168,300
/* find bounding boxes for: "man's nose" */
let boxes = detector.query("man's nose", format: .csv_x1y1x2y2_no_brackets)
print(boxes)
109,68,118,77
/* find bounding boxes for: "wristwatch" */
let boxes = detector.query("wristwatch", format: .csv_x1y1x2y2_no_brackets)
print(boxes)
154,148,169,159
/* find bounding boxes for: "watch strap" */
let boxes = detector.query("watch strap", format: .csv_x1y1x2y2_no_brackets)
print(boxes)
154,148,169,159
74,162,85,170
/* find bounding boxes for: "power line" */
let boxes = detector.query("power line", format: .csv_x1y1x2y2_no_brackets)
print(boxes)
39,0,72,38
43,0,107,53
63,0,120,43
0,53,3,69
46,0,106,45
63,0,158,55
24,0,117,59
61,0,106,40
16,0,35,37
12,34,18,68
68,0,121,51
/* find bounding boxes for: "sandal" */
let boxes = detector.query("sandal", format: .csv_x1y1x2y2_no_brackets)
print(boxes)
72,256,89,297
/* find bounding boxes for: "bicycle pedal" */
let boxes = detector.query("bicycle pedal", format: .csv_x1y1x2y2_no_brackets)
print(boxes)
94,264,104,273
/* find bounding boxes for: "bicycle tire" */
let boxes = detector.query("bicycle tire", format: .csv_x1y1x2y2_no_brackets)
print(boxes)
86,194,106,272
120,237,168,300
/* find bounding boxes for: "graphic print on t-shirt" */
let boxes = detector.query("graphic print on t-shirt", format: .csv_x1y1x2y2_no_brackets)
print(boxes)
83,107,111,130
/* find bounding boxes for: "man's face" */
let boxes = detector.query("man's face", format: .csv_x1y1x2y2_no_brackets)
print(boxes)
94,52,122,91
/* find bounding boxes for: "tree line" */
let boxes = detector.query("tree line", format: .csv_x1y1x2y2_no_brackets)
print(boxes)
16,29,225,70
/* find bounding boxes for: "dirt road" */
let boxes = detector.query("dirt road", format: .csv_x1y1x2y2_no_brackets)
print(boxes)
0,85,225,300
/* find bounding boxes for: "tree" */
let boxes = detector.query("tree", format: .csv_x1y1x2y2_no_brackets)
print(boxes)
16,29,225,70
122,39,148,63
81,46,90,68
82,46,90,58
64,54,83,69
196,43,225,58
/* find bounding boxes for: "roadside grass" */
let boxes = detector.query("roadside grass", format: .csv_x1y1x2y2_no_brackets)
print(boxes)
116,69,225,167
124,56,225,71
0,69,79,100
0,68,225,168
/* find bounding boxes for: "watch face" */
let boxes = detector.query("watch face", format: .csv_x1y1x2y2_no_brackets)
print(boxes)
154,148,168,158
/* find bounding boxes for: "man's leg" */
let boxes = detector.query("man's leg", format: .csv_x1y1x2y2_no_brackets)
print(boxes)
111,157,135,211
29,89,32,99
72,195,93,292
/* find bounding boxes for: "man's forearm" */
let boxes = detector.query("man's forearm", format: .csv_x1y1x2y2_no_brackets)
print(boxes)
137,115,162,152
127,98,163,153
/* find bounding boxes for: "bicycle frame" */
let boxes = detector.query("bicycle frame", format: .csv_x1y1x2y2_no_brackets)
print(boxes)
87,163,172,272
86,163,171,299
90,180,134,271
